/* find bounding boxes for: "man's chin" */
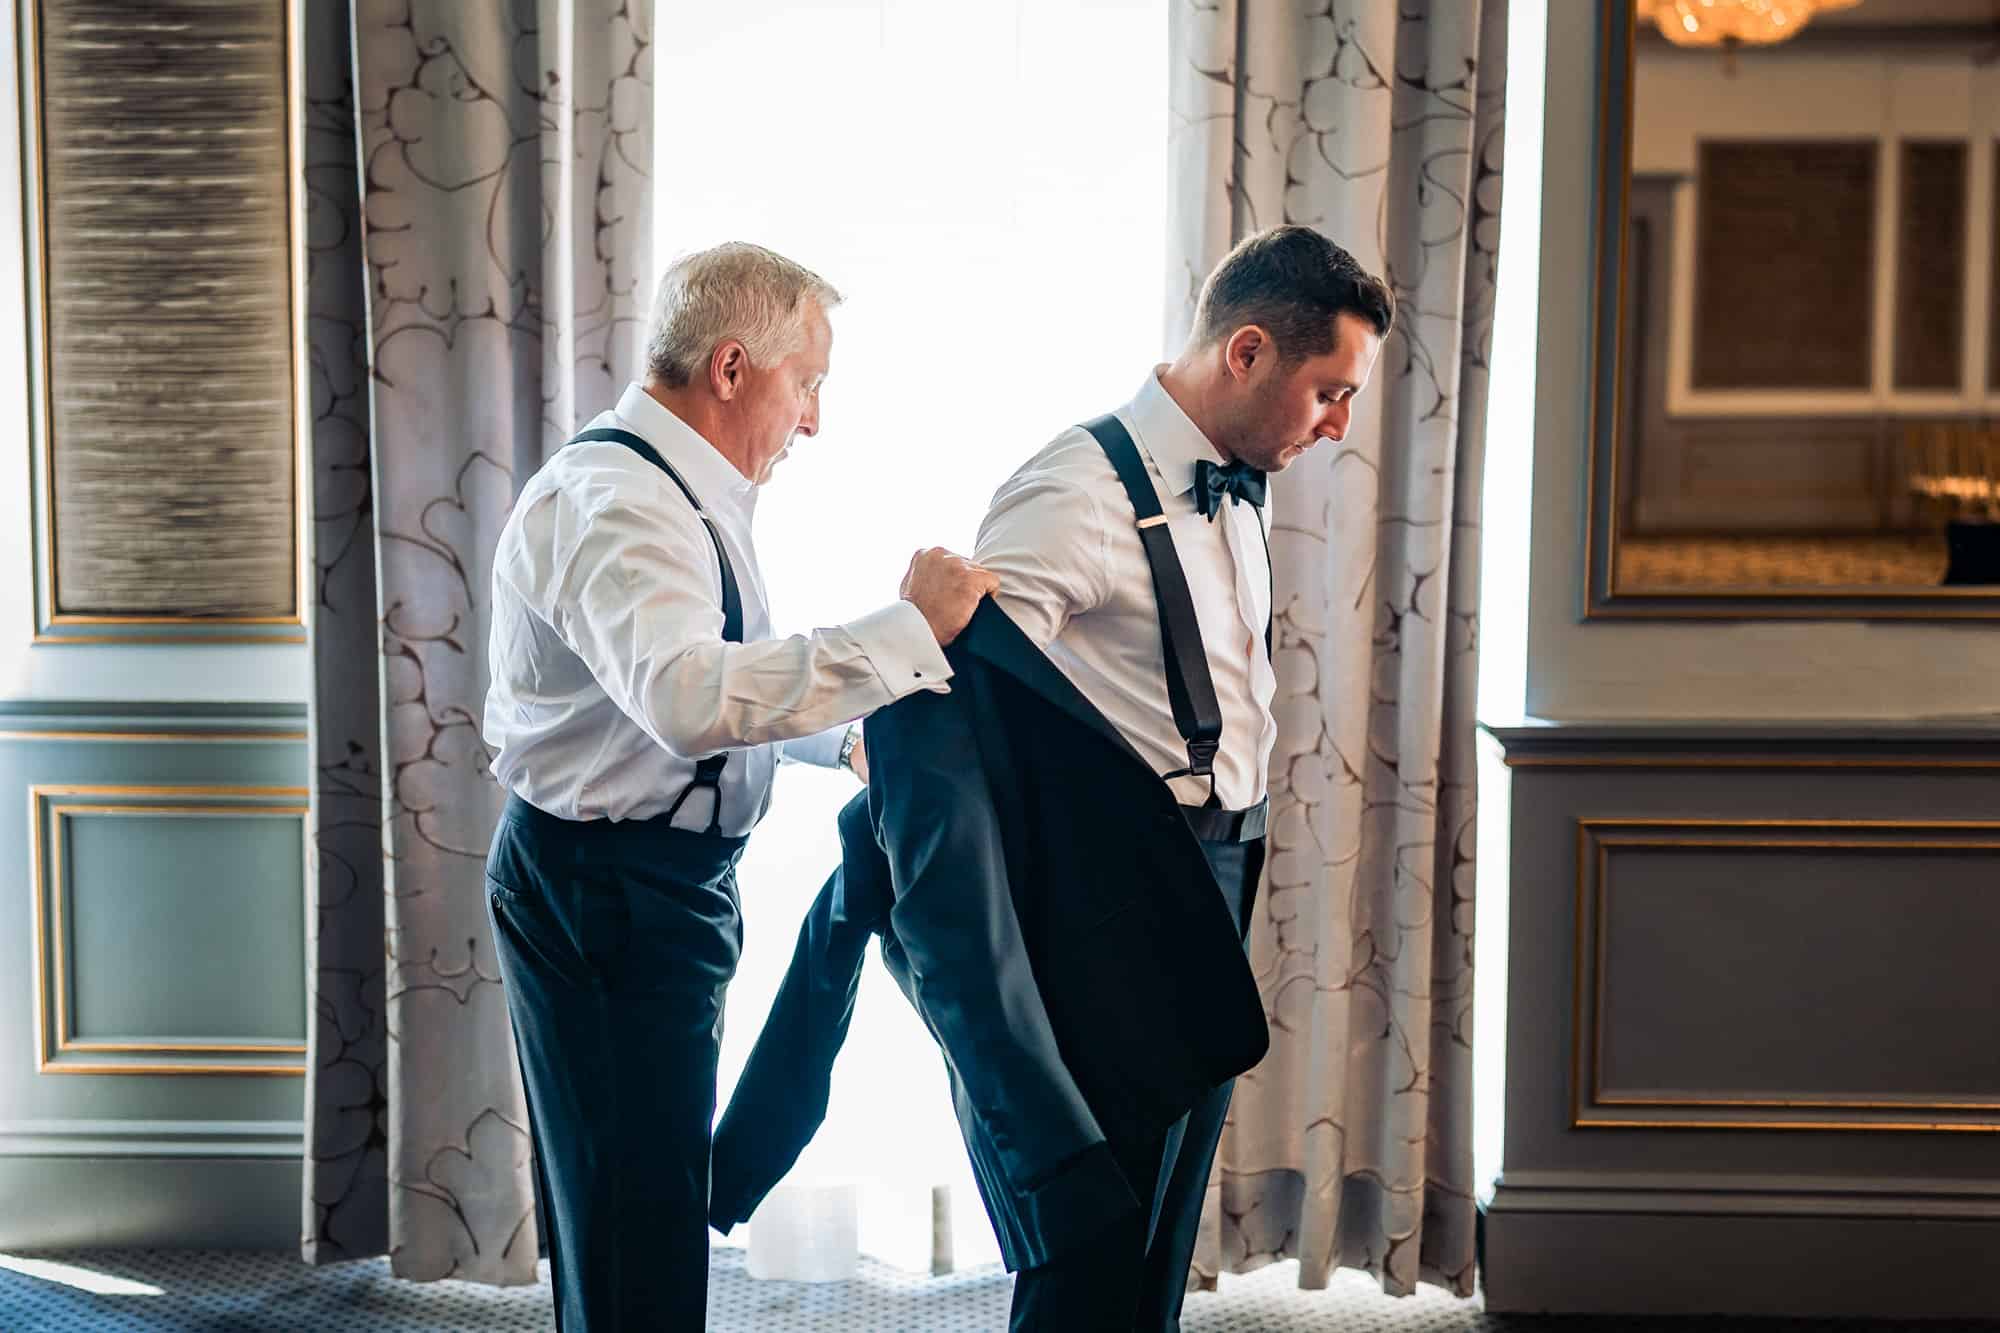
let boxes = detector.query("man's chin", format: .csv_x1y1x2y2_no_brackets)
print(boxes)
756,448,792,484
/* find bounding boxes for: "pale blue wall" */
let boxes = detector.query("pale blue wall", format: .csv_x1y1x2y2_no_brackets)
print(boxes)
1,6,313,1250
0,705,309,1247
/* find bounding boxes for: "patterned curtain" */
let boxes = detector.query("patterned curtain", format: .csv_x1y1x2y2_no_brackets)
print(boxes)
301,0,655,1282
1168,0,1506,1299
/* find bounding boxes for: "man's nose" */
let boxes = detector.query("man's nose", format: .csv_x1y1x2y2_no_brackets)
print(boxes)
796,401,820,438
1317,403,1349,442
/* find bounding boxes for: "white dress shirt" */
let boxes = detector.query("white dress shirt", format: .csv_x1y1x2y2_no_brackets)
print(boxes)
975,368,1277,810
484,383,952,833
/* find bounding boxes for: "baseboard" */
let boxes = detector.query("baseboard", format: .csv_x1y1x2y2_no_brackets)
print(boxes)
1484,1174,2000,1318
0,1155,299,1250
0,1119,303,1158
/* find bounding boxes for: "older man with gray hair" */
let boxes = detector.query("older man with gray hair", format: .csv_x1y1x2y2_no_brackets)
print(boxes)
482,241,995,1331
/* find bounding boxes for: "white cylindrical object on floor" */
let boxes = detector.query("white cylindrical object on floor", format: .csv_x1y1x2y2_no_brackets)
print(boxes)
930,1183,952,1275
745,1182,859,1283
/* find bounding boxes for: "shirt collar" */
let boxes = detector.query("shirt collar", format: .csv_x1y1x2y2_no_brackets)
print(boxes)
1120,365,1225,497
614,382,760,519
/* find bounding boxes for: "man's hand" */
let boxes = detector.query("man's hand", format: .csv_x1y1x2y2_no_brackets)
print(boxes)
900,547,999,647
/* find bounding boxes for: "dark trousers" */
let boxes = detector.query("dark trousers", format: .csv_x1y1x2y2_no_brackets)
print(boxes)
1008,834,1265,1333
485,795,748,1333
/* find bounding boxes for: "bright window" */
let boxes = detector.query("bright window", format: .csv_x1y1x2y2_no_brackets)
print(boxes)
657,0,1168,1270
659,0,1547,1268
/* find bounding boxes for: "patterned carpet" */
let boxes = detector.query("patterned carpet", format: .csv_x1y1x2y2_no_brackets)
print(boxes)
3,1248,1997,1332
1616,533,1949,589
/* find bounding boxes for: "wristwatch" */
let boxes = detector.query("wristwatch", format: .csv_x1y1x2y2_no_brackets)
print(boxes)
836,723,862,774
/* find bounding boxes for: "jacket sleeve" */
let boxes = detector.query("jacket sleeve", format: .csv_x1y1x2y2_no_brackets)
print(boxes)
709,792,889,1231
865,682,1135,1215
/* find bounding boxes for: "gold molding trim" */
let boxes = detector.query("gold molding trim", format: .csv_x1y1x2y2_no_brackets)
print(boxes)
0,731,307,744
31,634,310,646
28,783,48,1086
32,784,309,799
20,0,312,641
30,784,309,1077
1506,753,2000,770
1577,7,2000,619
47,615,306,627
1580,1,1633,619
1573,1117,2000,1133
1582,602,2000,618
1572,818,2000,1131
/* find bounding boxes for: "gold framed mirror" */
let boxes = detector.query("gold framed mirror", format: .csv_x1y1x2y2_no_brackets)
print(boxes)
1586,0,2000,618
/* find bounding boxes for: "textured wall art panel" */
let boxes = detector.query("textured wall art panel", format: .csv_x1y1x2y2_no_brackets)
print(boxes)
33,0,299,621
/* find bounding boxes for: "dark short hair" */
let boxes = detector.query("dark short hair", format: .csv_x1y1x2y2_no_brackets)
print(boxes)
1192,225,1394,362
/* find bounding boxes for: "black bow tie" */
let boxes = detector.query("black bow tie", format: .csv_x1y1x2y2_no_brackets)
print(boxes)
1193,459,1268,521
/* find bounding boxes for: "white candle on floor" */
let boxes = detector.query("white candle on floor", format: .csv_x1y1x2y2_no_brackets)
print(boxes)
745,1181,860,1283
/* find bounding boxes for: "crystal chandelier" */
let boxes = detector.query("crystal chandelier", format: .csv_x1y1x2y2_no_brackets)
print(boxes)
1635,0,1863,48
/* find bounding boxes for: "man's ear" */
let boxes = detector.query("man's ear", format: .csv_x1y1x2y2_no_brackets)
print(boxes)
1224,325,1271,382
709,340,748,402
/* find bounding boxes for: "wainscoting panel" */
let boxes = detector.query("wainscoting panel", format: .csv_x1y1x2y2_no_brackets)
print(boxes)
0,703,309,1246
1578,820,2000,1130
1484,721,2000,1318
32,787,308,1075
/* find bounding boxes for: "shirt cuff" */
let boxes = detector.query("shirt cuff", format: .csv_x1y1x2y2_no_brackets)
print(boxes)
779,724,849,770
850,600,954,699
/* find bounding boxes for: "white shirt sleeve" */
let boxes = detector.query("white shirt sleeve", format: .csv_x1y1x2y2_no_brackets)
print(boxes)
778,724,851,769
502,484,951,760
974,469,1111,652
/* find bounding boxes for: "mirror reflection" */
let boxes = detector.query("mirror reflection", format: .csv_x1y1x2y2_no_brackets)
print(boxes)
1615,0,2000,593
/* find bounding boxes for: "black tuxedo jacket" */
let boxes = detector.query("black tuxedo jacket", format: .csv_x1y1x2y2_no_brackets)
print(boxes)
709,601,1267,1270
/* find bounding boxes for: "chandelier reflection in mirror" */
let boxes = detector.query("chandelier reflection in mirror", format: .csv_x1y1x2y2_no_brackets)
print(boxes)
1634,0,1862,49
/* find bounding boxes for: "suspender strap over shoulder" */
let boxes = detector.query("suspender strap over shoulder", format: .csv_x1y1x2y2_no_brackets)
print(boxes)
570,426,741,834
572,428,743,643
1079,414,1224,800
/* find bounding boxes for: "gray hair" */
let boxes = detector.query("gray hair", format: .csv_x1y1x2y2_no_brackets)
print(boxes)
644,242,842,388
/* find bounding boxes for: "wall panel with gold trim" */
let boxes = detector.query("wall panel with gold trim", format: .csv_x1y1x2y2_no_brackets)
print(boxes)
0,702,307,1251
1574,818,2000,1132
30,785,308,1077
1484,721,2000,1319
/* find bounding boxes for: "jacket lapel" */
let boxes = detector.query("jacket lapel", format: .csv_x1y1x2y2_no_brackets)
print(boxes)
956,601,1154,776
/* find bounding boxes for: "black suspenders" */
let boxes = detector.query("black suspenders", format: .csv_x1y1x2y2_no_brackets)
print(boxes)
1079,415,1272,811
569,427,742,835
